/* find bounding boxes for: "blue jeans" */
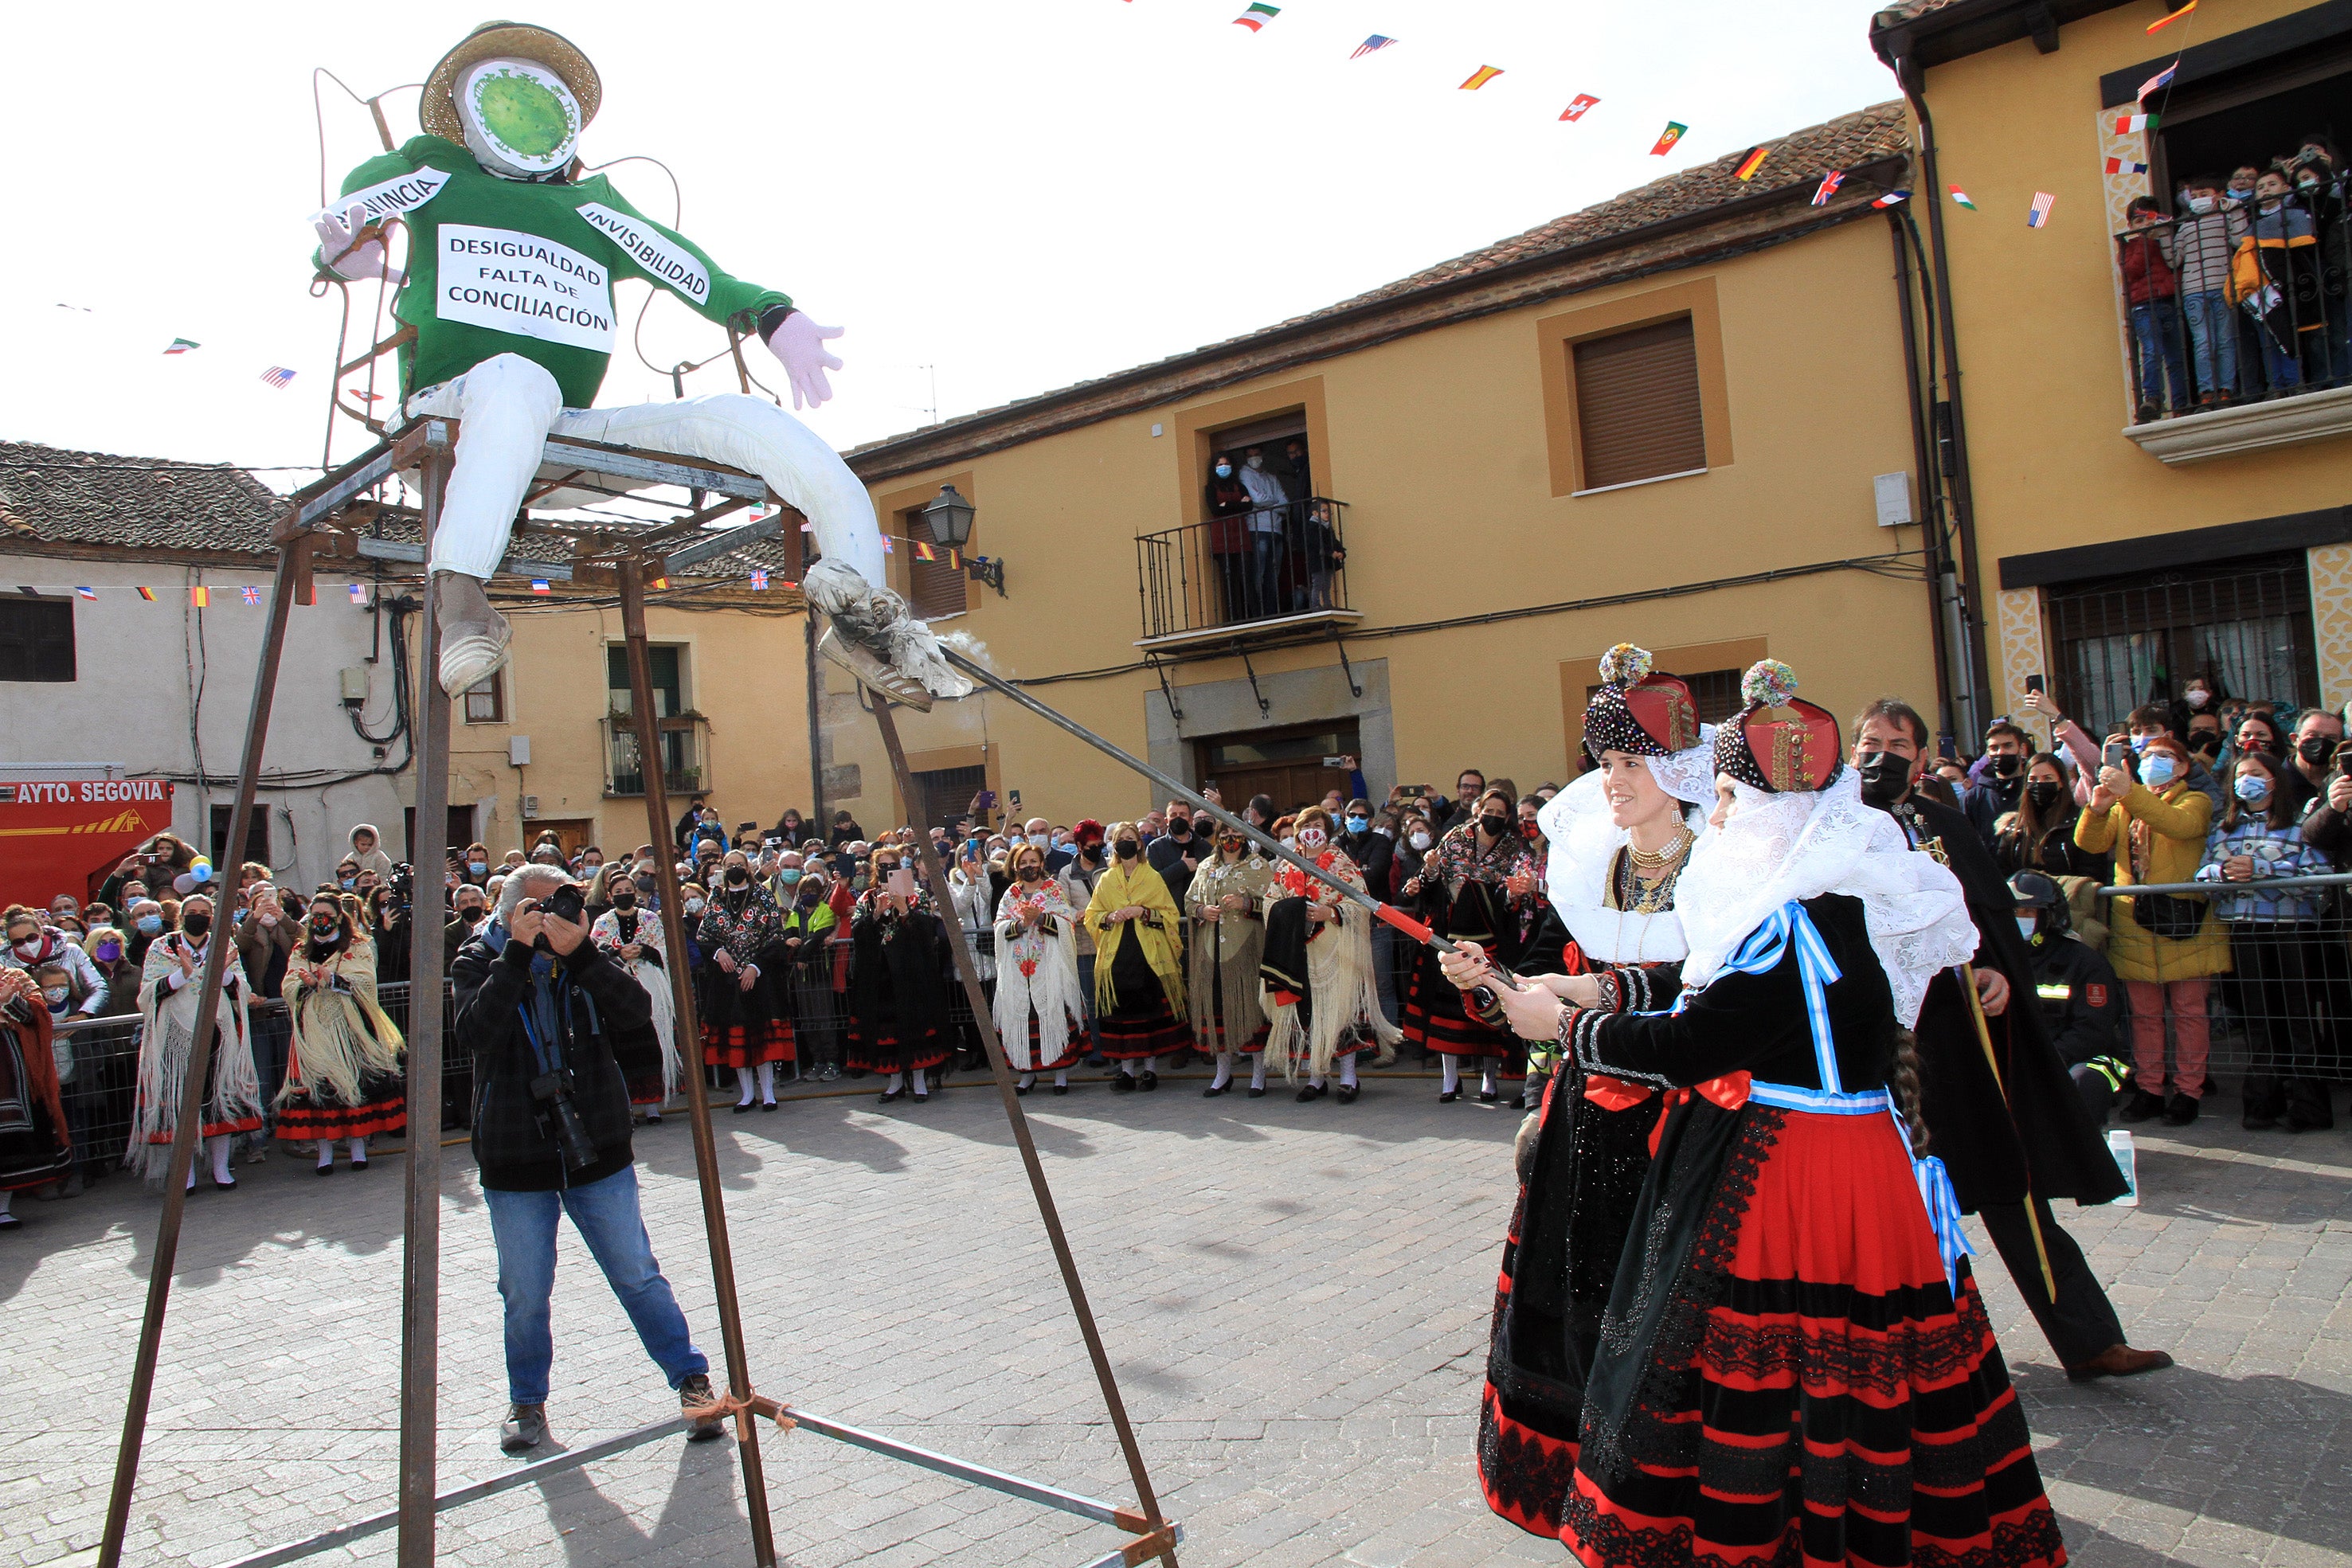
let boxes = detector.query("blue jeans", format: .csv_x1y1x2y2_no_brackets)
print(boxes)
2181,290,2236,397
2261,319,2305,391
1247,531,1286,621
484,1164,707,1406
2130,299,2189,411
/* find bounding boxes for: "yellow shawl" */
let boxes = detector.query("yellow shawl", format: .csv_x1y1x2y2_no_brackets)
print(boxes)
1082,860,1187,1020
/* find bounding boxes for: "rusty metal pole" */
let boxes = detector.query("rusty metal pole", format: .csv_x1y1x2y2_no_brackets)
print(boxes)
869,700,1179,1568
96,546,304,1568
618,559,777,1566
397,431,455,1568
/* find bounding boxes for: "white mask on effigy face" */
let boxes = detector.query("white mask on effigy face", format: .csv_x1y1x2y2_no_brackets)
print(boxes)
458,58,582,179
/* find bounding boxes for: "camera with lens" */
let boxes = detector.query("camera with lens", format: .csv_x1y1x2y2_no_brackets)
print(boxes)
528,1065,599,1171
388,863,414,914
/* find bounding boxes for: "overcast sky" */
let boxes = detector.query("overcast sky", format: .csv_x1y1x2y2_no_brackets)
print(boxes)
2,1,1900,485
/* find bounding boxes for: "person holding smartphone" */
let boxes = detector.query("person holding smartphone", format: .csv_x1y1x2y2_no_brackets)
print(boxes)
846,847,953,1103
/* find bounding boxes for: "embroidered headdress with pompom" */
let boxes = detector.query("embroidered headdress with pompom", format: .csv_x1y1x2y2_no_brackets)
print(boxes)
1583,642,1700,761
1712,658,1843,793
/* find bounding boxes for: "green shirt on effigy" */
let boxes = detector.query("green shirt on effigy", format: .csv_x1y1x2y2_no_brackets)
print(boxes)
320,135,791,409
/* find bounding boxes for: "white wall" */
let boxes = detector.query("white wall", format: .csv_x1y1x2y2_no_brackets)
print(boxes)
0,556,412,893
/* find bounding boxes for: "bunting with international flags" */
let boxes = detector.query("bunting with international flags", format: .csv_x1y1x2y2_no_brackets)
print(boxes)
1559,94,1599,122
529,580,552,594
1351,34,1395,59
749,569,770,591
350,583,369,603
1459,65,1503,91
1733,146,1771,181
1949,184,1978,209
1873,190,1912,208
1231,2,1278,31
1811,170,1845,205
163,338,200,355
1650,121,1688,156
2147,0,2196,32
75,588,96,600
2028,191,2057,228
2113,111,2158,134
241,586,263,605
259,366,297,389
136,587,157,601
912,541,939,562
190,586,210,608
2106,156,2149,175
2138,60,2178,100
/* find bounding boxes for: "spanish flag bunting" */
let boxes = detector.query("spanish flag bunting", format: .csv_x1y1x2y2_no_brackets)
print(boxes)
1459,65,1503,91
912,541,938,562
1232,2,1278,31
1733,146,1771,181
2147,0,2196,32
136,587,158,601
190,586,210,608
1949,184,1978,209
1560,94,1599,121
1650,121,1689,156
649,576,669,590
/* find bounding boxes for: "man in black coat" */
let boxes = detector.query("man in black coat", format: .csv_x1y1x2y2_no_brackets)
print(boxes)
453,866,725,1453
1853,700,2170,1384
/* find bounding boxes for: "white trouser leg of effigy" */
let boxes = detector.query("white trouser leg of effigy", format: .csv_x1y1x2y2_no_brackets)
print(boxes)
408,354,567,581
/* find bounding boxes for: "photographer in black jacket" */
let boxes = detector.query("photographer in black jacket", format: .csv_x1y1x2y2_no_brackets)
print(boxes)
453,866,722,1453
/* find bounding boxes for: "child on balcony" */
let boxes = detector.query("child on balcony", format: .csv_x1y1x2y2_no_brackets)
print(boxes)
2121,198,2190,420
2169,178,2247,409
2240,169,2323,393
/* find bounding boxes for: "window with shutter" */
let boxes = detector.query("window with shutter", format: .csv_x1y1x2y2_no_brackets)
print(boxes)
0,599,75,682
1571,316,1708,491
901,506,969,620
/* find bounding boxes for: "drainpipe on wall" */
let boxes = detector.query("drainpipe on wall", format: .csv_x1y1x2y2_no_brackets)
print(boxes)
1888,209,1959,743
1893,57,1995,740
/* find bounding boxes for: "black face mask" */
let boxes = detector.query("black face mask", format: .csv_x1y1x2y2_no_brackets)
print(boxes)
1855,750,1913,808
726,868,749,887
1167,822,1191,840
460,905,487,924
1992,753,2022,777
1019,865,1043,882
1478,813,1510,839
2189,733,2221,756
180,913,213,941
2025,780,2064,811
1113,839,1140,860
610,891,636,909
2299,735,2337,764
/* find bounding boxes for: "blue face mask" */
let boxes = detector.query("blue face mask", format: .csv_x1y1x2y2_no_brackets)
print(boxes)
2142,755,2178,787
468,861,488,876
778,869,802,885
136,915,163,935
1215,464,1232,478
2234,772,2271,802
1344,816,1369,833
2128,733,2153,753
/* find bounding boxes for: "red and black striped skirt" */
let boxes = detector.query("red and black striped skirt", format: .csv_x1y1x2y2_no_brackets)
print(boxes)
1402,944,1514,1058
702,1018,794,1069
1560,1109,2066,1568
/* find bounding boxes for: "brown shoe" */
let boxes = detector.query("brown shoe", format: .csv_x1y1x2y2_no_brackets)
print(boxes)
679,1373,728,1442
2064,1343,2175,1383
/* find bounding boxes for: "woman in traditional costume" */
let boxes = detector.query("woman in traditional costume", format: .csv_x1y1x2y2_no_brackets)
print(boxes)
1458,660,2064,1568
276,893,407,1174
696,850,794,1113
1258,806,1401,1104
0,967,74,1229
132,893,261,1190
1082,821,1188,1092
992,843,1086,1096
1188,824,1274,1097
846,844,953,1104
1403,786,1538,1102
1463,644,1715,1540
591,864,680,1123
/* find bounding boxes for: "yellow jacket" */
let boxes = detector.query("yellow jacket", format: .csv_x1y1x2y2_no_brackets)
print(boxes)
1082,860,1187,1019
2072,780,2231,983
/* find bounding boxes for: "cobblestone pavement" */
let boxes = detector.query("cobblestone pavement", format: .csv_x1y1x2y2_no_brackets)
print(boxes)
5,1072,2349,1567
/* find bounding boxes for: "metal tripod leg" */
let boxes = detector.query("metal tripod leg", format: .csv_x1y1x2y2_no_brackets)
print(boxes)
869,701,1180,1568
96,544,304,1568
398,436,454,1566
618,561,778,1566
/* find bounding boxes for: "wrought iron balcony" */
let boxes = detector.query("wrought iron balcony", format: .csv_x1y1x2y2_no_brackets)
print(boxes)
1133,497,1360,649
602,713,710,797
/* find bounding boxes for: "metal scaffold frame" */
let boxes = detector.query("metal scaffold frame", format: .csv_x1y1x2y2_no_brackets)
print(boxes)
93,416,1182,1568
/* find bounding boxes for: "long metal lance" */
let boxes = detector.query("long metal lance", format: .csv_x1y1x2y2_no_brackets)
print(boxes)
938,647,1476,960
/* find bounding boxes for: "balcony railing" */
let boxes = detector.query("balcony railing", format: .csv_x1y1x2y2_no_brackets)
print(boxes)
1134,497,1355,647
2115,197,2352,463
603,713,709,796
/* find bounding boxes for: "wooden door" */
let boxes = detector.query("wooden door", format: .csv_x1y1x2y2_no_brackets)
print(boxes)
1194,720,1361,819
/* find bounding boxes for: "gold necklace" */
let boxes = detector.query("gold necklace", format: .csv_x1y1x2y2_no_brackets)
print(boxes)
1626,825,1693,873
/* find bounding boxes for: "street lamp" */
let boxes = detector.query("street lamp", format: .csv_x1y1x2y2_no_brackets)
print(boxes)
920,483,1004,596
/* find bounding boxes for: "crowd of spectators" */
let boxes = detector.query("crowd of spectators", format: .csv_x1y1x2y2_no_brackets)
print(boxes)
2115,137,2350,420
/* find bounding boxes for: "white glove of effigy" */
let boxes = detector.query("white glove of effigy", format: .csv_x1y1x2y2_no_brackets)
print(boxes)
313,202,403,285
764,311,847,411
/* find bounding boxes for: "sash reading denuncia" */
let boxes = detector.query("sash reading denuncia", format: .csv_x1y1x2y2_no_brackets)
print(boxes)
317,166,455,228
436,224,616,354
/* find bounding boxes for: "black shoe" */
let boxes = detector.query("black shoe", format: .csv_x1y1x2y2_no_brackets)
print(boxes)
1439,1089,1460,1103
761,1100,777,1112
315,1163,336,1177
2118,1089,2165,1124
1337,1083,1360,1104
1296,1084,1325,1103
879,1087,905,1104
1139,1071,1158,1092
1508,1093,1526,1111
1247,1085,1266,1098
1111,1073,1136,1093
2287,1110,2335,1133
211,1176,237,1191
350,1159,368,1172
1051,1083,1069,1096
2162,1093,2198,1127
2245,1109,2281,1131
1477,1088,1499,1104
911,1092,928,1105
1203,1081,1229,1097
679,1374,726,1444
1015,1083,1030,1097
731,1101,753,1115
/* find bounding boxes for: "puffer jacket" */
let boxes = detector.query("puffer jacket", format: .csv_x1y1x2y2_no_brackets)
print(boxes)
2073,779,2231,983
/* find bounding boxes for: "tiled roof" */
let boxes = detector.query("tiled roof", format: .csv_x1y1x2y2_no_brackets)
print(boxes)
849,101,1910,463
1873,0,1970,22
0,441,280,553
